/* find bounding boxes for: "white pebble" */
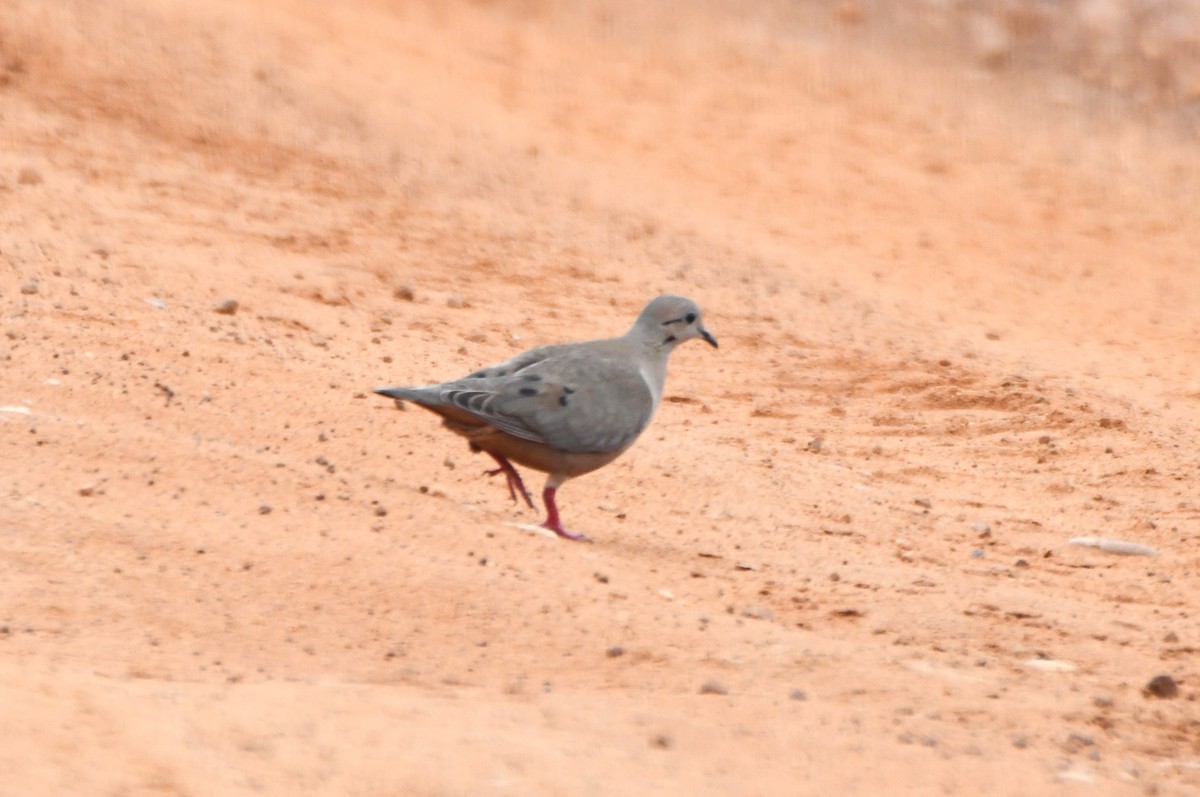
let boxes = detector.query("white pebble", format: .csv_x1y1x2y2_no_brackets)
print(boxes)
1024,658,1076,673
1069,537,1157,556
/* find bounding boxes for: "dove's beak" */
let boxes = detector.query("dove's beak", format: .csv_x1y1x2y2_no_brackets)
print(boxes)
700,328,718,348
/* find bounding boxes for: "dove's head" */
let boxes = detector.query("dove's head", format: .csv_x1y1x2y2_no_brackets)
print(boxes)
632,295,718,351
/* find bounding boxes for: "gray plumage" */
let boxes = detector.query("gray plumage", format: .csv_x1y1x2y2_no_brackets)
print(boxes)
375,295,717,540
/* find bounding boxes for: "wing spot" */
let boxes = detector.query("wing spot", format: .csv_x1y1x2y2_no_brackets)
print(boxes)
562,386,576,394
522,374,542,382
518,387,538,396
468,370,487,379
559,395,569,407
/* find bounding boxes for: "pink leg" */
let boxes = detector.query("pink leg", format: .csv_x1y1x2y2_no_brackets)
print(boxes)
540,485,588,541
484,453,534,509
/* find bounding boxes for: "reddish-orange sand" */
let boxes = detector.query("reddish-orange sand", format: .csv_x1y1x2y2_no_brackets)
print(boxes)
2,2,1198,794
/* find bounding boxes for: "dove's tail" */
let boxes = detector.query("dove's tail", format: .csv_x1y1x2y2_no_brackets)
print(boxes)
374,386,427,402
375,385,457,413
375,384,487,430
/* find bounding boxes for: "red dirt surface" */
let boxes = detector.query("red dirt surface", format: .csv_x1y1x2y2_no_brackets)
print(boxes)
2,2,1198,794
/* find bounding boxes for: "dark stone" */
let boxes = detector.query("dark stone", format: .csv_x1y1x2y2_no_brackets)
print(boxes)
1145,674,1179,699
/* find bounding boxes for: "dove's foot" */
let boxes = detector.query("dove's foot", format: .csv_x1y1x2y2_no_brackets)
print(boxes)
541,522,589,542
484,453,534,508
540,486,590,542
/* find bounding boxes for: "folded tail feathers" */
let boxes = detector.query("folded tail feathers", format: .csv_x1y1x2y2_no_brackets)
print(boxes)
375,386,424,401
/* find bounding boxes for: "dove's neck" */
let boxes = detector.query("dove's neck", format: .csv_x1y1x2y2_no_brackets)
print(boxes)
625,330,674,410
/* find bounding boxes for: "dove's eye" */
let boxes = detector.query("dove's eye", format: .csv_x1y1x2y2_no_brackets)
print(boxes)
685,312,697,324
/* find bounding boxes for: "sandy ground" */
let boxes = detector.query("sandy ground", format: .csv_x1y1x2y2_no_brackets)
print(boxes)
2,1,1199,794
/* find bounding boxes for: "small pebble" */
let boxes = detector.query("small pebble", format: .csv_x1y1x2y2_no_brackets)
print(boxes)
789,688,808,701
17,167,42,185
1012,735,1029,749
78,484,96,497
699,680,728,696
1145,674,1179,699
258,504,272,515
446,294,464,309
739,605,773,621
806,437,823,453
214,298,239,315
1069,536,1156,556
914,497,932,509
393,285,415,302
650,734,672,749
20,280,38,295
1024,657,1075,672
606,646,625,658
374,506,388,517
1065,732,1095,752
